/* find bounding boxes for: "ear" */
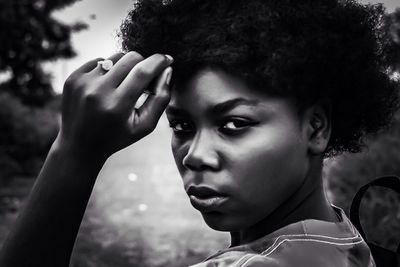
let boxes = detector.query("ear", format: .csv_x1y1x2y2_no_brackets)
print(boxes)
303,101,332,156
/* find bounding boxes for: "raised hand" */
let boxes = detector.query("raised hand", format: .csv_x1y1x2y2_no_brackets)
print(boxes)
0,51,174,267
59,51,173,158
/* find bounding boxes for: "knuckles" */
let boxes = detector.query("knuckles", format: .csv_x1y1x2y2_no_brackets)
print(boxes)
158,89,171,100
61,52,169,146
125,51,144,61
132,53,170,80
83,93,125,126
133,64,153,80
83,90,102,107
63,75,78,92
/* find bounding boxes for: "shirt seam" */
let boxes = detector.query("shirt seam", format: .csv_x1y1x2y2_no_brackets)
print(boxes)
234,254,256,267
260,234,363,255
240,238,364,267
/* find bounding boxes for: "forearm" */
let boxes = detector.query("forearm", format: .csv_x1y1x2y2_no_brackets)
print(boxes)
0,52,172,267
0,138,107,267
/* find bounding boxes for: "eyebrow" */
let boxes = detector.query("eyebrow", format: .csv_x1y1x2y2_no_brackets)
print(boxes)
166,98,260,116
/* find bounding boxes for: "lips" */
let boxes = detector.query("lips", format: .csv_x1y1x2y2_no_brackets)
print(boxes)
187,186,228,212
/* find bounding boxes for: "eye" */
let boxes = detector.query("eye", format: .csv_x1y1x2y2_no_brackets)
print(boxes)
169,120,193,134
223,121,245,130
221,118,258,133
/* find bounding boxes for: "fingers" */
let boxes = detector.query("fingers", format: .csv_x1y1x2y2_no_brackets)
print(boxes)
60,52,174,152
90,52,126,76
105,51,144,87
116,54,174,105
67,57,104,81
68,52,126,81
135,67,173,133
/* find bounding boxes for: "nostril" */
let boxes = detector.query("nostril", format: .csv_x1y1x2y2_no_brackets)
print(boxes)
183,161,210,172
182,151,219,172
182,154,199,171
182,132,220,171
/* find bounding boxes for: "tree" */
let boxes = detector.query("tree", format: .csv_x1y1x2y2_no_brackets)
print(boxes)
0,0,87,180
0,0,87,106
385,8,400,74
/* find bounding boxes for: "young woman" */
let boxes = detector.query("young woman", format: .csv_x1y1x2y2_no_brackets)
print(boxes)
0,0,398,266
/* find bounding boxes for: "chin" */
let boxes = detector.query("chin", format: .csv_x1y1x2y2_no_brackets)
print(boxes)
201,212,248,232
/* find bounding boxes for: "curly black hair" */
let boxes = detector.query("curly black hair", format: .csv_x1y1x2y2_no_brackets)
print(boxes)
119,0,400,157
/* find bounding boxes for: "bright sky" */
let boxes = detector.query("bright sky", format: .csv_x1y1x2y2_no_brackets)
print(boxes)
49,0,400,93
49,0,134,92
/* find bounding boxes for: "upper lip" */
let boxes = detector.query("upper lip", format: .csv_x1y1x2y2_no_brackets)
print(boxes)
187,186,227,198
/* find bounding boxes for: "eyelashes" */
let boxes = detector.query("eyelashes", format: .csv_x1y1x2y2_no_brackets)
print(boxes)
168,118,259,135
168,121,193,133
222,119,254,131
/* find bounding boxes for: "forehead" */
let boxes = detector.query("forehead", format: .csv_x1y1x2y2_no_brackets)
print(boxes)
169,68,263,108
166,67,300,118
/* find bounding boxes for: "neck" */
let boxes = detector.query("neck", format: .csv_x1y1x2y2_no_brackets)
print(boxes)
230,156,338,246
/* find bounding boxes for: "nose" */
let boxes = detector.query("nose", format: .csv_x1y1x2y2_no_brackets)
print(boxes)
182,130,220,171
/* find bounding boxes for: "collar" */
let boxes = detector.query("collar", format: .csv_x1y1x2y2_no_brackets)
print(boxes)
206,204,363,259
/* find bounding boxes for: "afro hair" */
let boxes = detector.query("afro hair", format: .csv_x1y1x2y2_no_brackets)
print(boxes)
119,0,400,157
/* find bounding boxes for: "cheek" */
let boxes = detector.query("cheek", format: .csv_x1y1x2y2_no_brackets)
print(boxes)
230,126,308,209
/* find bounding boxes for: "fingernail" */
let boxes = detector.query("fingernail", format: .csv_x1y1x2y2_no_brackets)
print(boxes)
165,54,174,63
165,67,173,86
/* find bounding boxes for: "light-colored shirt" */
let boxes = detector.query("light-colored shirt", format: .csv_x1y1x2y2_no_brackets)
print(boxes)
190,205,375,267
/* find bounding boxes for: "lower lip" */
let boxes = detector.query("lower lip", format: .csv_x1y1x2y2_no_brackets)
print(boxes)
189,195,228,212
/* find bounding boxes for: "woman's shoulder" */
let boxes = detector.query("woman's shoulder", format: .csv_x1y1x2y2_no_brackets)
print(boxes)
190,205,375,267
191,238,374,267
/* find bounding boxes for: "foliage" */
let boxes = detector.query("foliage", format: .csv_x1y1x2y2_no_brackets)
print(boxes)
327,110,400,251
0,92,60,181
0,0,86,180
0,0,87,106
385,8,400,72
326,8,400,252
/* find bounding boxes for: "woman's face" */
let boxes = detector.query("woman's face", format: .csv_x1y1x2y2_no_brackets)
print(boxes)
165,68,311,231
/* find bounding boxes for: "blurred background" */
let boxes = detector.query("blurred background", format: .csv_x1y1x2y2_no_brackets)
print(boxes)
0,0,399,266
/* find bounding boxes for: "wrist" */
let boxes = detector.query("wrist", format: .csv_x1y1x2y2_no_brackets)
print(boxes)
51,133,109,167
